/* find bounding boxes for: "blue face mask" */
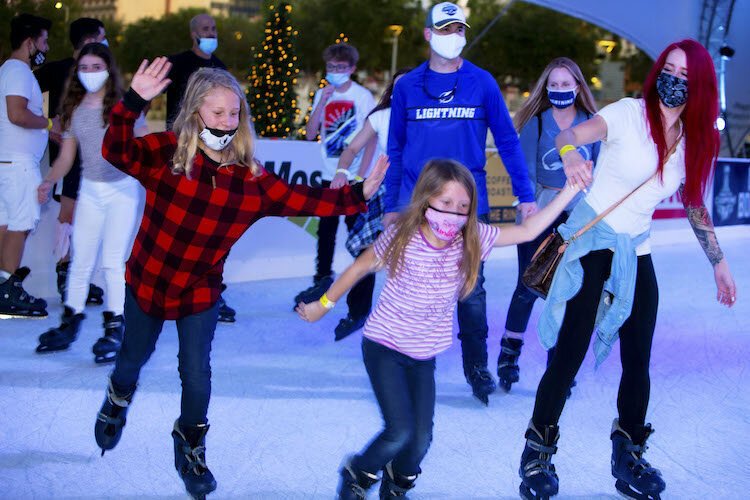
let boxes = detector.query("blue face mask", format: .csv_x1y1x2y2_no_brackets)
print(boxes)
547,87,577,109
197,37,218,55
325,72,350,88
100,38,109,47
656,72,688,108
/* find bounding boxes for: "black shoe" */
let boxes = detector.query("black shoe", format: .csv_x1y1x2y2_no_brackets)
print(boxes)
217,294,236,323
465,365,497,405
95,379,135,455
611,419,665,500
379,461,417,498
86,283,104,305
334,314,367,341
519,422,560,499
337,459,378,500
293,275,334,307
172,419,217,499
92,311,124,364
497,337,523,392
36,305,85,353
0,268,48,319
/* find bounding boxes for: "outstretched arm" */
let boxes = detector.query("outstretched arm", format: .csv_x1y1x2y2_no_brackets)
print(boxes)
494,179,583,247
296,247,379,322
681,184,737,307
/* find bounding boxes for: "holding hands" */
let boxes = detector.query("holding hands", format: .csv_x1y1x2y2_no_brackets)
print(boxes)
562,149,594,191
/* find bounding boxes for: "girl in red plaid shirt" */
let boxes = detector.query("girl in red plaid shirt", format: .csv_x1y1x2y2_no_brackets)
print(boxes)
92,58,388,499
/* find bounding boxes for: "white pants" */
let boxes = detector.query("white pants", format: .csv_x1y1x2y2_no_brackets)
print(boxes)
0,156,41,231
66,177,140,314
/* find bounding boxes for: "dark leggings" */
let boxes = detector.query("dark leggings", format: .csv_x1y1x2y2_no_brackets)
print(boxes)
532,250,658,437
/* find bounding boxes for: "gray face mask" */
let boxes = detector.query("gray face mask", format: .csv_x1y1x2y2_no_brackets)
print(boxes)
30,42,46,67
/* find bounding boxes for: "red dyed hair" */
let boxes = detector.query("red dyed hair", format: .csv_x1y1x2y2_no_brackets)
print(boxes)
643,39,720,207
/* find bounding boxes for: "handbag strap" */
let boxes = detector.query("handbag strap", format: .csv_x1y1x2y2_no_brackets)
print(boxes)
566,133,682,243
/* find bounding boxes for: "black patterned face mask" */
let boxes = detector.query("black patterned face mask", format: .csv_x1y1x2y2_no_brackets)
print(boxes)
656,72,688,108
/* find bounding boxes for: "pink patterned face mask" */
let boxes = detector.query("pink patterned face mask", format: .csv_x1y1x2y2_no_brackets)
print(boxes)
425,206,468,241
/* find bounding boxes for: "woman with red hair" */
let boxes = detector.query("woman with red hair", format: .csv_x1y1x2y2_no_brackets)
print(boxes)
517,39,737,500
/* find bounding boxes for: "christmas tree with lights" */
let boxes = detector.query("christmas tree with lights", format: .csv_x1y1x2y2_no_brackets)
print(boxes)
247,2,300,138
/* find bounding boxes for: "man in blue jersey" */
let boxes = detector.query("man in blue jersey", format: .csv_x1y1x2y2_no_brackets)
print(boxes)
385,2,537,405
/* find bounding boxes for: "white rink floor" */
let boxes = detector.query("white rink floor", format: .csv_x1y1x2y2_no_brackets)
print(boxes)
1,222,748,499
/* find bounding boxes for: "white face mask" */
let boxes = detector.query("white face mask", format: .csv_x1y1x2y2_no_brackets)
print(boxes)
78,70,109,93
198,37,218,55
429,32,466,60
198,115,237,151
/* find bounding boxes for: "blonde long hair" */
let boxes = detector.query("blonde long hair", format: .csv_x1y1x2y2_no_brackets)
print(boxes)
172,68,258,178
513,57,597,132
383,159,481,299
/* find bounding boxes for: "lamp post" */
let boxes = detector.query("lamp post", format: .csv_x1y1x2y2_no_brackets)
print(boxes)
386,25,403,79
54,2,69,23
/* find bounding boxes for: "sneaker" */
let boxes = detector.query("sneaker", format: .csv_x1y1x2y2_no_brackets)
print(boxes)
334,314,367,341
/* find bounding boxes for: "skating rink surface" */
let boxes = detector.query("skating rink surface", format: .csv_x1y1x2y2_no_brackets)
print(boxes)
1,222,748,499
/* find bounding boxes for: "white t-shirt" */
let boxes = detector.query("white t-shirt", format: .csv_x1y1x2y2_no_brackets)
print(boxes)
312,81,374,180
0,59,48,163
367,108,390,154
586,98,686,255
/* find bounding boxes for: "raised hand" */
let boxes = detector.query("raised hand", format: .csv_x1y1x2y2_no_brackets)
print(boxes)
130,57,172,101
362,154,390,200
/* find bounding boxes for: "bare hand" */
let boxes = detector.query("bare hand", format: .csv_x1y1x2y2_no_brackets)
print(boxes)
714,259,737,307
362,155,390,201
382,212,399,229
517,201,538,220
130,57,172,101
330,172,348,189
295,300,328,322
37,180,53,204
562,150,593,191
320,84,335,101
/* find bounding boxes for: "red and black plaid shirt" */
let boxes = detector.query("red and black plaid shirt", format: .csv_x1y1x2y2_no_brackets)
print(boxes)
103,90,367,319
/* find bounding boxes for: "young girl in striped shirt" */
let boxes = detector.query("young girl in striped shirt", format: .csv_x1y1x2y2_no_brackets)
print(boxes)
297,158,584,498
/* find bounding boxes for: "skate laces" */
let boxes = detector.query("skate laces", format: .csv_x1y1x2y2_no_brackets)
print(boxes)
469,366,492,382
183,443,209,475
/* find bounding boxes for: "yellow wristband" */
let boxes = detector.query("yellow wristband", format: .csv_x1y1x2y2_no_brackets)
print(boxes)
46,118,53,131
559,144,576,156
320,293,335,310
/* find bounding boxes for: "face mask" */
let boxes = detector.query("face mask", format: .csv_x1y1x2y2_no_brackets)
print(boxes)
30,43,46,67
429,32,466,60
198,114,237,151
656,72,688,108
100,38,109,47
198,37,218,55
425,206,468,241
325,72,350,87
78,70,109,93
547,87,577,109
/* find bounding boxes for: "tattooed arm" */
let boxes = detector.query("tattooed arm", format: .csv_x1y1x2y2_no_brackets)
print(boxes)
681,184,737,307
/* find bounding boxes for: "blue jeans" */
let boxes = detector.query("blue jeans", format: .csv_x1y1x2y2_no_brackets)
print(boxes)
111,286,219,426
457,214,489,374
353,338,435,476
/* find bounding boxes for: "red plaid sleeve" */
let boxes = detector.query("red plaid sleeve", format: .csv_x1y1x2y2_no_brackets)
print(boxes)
102,89,176,187
259,169,368,217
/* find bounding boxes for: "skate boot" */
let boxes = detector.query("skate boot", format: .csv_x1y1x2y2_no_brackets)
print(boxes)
0,268,48,318
519,422,559,499
92,311,124,364
337,459,379,500
86,283,104,305
497,337,523,392
293,275,334,308
610,419,665,500
172,419,217,499
55,261,69,302
36,306,85,353
95,379,135,455
465,364,497,405
546,346,576,398
216,290,236,323
379,461,416,498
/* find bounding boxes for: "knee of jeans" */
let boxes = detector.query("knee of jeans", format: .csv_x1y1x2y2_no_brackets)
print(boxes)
178,363,212,388
412,428,433,457
382,425,414,451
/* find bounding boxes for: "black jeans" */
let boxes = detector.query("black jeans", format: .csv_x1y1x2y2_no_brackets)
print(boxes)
505,213,568,334
111,286,219,426
531,250,659,437
353,338,435,476
316,180,375,318
457,214,490,373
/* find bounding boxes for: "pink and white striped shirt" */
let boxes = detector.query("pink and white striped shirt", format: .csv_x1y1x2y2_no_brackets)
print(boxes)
364,222,499,360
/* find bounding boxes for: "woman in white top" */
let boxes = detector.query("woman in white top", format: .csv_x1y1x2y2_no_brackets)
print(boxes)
324,68,411,341
35,43,146,363
517,39,737,500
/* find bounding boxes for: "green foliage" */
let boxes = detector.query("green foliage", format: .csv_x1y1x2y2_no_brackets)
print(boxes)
247,2,300,138
0,0,84,62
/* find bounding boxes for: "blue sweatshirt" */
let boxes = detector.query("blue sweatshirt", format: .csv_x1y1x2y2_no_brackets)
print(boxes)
386,60,534,215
